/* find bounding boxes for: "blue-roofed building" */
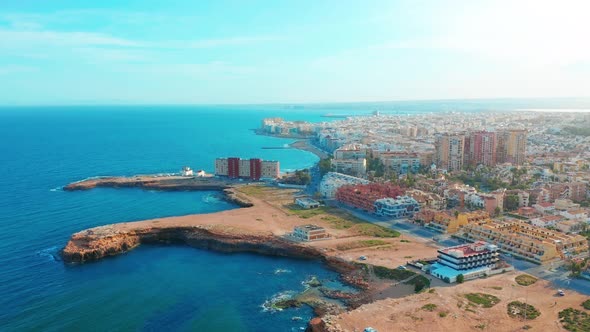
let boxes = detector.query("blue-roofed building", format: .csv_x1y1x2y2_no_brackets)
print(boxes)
430,241,500,283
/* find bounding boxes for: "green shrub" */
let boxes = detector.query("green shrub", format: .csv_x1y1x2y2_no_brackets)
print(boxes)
421,303,437,312
464,293,501,308
515,274,538,286
559,308,590,331
507,301,540,320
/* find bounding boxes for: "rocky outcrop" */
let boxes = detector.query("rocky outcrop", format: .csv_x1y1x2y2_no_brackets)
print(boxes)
63,225,324,264
63,176,253,207
222,188,253,207
306,317,329,332
63,176,232,192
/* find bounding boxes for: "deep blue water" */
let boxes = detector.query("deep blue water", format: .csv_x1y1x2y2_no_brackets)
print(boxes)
0,106,345,331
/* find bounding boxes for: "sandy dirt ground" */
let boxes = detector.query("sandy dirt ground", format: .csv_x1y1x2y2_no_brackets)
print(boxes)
327,271,590,332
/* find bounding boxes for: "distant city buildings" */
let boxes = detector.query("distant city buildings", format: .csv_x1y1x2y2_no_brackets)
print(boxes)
262,110,590,265
260,118,314,136
433,129,527,171
215,157,280,180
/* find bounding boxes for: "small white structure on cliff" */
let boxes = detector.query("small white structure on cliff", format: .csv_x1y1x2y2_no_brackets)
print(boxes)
181,166,194,177
295,197,320,209
292,224,329,241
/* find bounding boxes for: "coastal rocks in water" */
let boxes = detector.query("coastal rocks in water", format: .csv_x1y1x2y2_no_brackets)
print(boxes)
273,299,303,310
262,290,301,312
319,289,356,301
304,276,323,288
222,188,253,207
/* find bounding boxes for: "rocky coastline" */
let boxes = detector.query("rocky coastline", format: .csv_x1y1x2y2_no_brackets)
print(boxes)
62,222,370,331
60,177,393,331
63,175,253,207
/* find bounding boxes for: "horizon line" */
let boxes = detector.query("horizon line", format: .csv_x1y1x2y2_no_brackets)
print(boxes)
2,96,590,108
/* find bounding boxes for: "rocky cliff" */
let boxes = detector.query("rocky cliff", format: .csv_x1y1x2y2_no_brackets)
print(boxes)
63,225,324,263
63,175,253,207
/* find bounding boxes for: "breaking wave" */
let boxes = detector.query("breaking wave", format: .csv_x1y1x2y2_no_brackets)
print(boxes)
260,290,297,312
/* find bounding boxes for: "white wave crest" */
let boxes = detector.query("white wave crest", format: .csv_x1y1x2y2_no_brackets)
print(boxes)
260,290,297,313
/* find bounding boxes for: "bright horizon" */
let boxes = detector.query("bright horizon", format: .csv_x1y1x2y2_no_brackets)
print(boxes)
1,0,590,106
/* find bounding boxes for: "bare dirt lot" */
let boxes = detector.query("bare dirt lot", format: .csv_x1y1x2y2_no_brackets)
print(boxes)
326,272,590,332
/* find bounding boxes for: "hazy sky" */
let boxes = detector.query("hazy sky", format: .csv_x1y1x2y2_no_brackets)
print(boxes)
1,0,589,105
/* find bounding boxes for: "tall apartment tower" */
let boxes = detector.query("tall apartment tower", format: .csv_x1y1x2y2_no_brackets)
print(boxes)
227,157,240,178
435,133,465,172
497,129,527,165
470,131,497,167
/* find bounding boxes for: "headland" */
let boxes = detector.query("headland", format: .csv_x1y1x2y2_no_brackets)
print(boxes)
63,175,253,207
61,181,437,329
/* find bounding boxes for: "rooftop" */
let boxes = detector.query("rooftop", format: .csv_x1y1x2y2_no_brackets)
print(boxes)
296,224,324,231
438,241,498,258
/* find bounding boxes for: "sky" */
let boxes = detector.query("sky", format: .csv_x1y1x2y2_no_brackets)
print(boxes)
0,0,589,105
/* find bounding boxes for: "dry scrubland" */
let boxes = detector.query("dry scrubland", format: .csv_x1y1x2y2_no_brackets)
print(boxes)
327,272,590,332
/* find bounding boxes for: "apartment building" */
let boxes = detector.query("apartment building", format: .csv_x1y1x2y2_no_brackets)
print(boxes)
497,129,527,165
430,241,502,283
458,220,589,263
469,131,497,167
214,157,279,180
381,153,421,175
437,241,499,271
374,196,420,219
335,183,405,213
261,160,280,179
331,158,367,177
422,210,491,234
319,172,369,198
435,133,465,172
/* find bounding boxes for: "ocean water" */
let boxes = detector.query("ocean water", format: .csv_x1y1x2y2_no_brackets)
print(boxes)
0,106,342,331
